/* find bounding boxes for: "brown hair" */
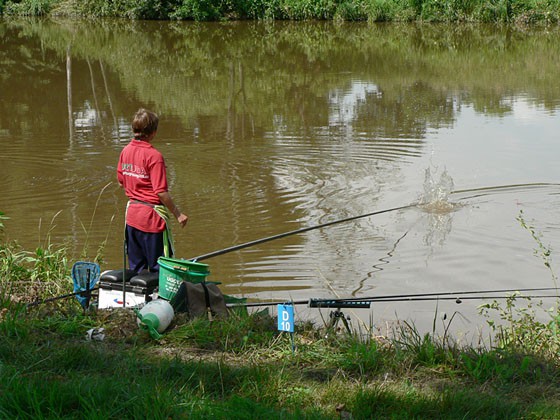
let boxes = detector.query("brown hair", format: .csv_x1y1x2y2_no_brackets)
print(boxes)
132,108,159,140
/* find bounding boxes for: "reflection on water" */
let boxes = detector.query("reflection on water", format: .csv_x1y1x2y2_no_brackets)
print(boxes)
2,19,560,335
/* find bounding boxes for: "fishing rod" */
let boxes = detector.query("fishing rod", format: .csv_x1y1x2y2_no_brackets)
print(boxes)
191,203,416,262
360,295,560,303
193,182,560,262
318,286,560,303
226,286,560,308
192,183,514,262
26,287,100,308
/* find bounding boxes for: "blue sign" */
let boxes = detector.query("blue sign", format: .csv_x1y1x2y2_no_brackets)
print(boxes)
277,304,294,333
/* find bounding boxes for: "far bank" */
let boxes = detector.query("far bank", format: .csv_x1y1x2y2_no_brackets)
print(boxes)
2,0,560,24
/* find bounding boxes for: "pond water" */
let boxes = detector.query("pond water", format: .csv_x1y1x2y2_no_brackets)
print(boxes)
2,19,559,337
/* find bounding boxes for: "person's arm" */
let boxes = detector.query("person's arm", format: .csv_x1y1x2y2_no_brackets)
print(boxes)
157,191,188,227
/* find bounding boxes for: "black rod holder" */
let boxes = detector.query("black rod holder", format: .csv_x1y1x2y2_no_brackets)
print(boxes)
308,299,371,309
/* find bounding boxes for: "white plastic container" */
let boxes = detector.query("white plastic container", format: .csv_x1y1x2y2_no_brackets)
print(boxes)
136,299,174,339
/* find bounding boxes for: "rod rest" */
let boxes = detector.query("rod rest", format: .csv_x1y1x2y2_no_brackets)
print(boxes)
308,299,371,309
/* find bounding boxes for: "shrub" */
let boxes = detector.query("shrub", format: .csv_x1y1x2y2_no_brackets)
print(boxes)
171,0,226,20
3,0,56,16
419,0,481,21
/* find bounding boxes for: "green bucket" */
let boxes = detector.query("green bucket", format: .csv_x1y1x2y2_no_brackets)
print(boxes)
157,257,210,300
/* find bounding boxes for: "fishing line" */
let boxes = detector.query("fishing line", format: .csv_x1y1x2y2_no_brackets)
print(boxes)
451,182,560,195
193,182,560,261
354,229,410,296
450,182,560,201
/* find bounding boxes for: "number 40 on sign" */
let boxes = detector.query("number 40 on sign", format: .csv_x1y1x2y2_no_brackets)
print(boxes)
277,304,294,333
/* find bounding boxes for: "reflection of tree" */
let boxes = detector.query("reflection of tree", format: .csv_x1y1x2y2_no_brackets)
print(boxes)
353,81,454,155
67,45,73,144
7,20,560,146
99,60,120,140
85,57,106,142
226,61,251,143
0,24,66,139
4,19,560,269
470,88,513,116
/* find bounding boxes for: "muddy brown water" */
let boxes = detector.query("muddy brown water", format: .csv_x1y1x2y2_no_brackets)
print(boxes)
2,19,560,337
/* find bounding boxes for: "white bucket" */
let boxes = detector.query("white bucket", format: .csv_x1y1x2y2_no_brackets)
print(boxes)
136,299,174,339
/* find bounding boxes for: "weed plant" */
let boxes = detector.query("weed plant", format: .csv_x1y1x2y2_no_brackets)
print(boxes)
476,211,560,361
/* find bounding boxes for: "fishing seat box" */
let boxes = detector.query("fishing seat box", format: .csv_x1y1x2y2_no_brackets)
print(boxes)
98,270,159,309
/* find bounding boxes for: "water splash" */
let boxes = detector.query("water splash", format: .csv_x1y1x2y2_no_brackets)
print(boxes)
418,167,461,213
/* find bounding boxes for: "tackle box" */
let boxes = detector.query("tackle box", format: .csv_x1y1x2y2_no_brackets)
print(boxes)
99,269,137,284
98,271,159,309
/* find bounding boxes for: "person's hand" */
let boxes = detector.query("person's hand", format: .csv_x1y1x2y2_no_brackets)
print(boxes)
177,213,188,228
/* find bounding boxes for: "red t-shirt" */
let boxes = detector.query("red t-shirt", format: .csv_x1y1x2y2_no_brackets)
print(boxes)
117,140,168,233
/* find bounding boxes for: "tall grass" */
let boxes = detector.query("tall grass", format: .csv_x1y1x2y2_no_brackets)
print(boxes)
79,182,114,266
0,210,71,306
0,184,115,308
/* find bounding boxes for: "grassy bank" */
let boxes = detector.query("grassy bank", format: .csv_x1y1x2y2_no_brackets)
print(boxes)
2,0,560,24
2,297,560,418
1,214,560,418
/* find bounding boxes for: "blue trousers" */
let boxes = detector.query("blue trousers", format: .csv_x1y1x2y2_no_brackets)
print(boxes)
125,225,165,273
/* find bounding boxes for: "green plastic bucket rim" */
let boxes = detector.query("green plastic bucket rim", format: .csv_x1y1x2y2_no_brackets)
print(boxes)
157,257,210,274
158,263,210,276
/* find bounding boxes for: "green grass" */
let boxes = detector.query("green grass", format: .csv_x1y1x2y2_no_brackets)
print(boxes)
1,298,560,418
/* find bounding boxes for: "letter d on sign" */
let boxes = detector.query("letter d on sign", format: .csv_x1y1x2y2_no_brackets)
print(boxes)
277,304,294,333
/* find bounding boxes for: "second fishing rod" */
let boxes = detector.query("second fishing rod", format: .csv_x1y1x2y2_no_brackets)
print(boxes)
190,183,557,263
225,286,560,308
190,202,417,262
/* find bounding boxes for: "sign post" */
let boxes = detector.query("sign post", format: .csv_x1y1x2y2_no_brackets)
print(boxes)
277,303,295,353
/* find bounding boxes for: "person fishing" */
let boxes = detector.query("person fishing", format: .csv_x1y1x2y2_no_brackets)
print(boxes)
117,108,188,273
